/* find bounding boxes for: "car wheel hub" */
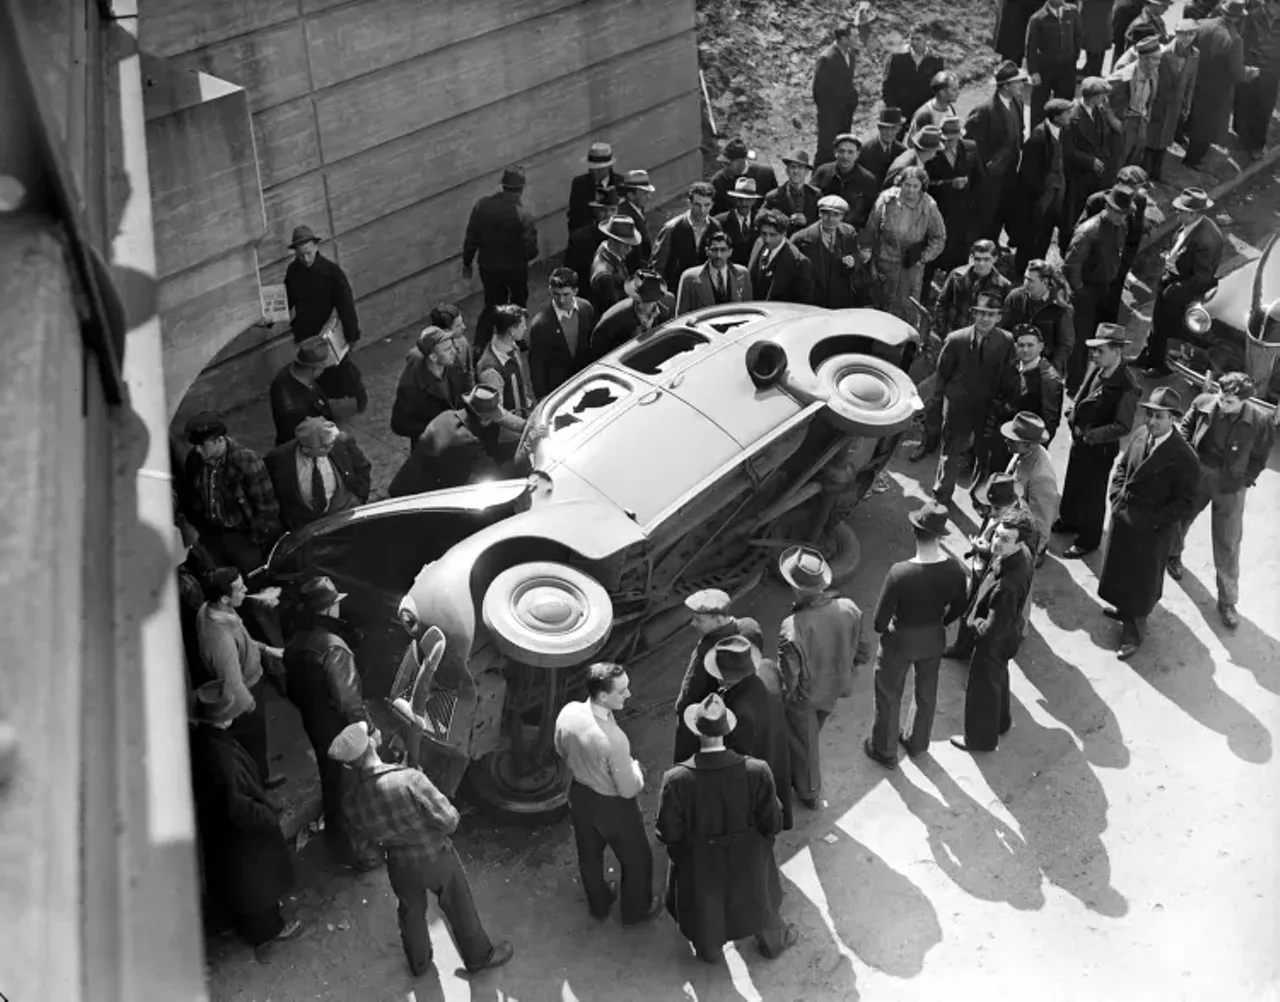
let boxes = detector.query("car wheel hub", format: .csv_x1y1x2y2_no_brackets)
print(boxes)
836,370,892,407
512,578,588,636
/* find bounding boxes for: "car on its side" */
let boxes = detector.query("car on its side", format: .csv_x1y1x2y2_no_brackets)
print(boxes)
259,303,922,822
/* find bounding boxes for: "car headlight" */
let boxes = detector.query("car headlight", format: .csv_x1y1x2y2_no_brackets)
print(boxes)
397,594,420,637
1184,304,1211,335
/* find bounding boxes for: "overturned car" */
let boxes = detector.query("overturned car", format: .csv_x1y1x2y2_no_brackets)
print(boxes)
258,303,921,822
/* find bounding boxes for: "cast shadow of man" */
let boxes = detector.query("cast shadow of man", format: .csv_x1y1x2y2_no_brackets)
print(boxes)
1176,568,1280,698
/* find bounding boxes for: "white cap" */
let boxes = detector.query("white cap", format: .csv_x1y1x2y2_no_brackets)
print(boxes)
817,194,850,214
328,721,371,763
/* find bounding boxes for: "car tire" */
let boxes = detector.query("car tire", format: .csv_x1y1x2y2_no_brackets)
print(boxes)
814,352,920,436
462,748,571,825
481,561,614,669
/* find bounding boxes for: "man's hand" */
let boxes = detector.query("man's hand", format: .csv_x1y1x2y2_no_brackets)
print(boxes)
461,263,473,281
261,644,284,659
1092,158,1105,175
841,254,858,268
1030,73,1042,86
953,177,968,189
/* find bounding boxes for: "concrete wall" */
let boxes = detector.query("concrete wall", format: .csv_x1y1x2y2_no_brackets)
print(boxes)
144,0,703,416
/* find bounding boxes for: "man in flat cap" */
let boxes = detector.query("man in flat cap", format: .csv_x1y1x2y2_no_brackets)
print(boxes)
269,340,336,447
657,693,795,964
791,195,873,310
265,417,370,531
672,589,746,763
528,268,597,398
282,576,374,867
884,29,945,133
189,680,302,950
1016,98,1074,272
964,61,1029,242
1026,0,1082,124
811,134,879,229
390,324,469,450
1142,20,1201,181
710,138,778,215
463,165,539,353
1061,77,1121,248
1097,387,1200,658
1054,323,1142,558
331,721,514,975
777,547,868,810
1109,35,1165,170
284,225,368,413
567,142,625,237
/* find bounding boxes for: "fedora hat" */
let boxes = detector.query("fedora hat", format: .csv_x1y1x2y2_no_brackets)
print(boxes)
1085,322,1131,348
295,341,333,368
1220,0,1248,15
974,472,1020,509
683,692,738,737
685,588,732,616
1172,186,1213,212
599,216,643,246
328,720,371,763
300,574,347,612
584,142,615,167
288,225,322,249
1140,385,1183,413
994,60,1030,84
1001,411,1050,444
940,115,963,136
704,635,762,684
728,177,762,200
878,106,904,126
624,269,668,303
1103,186,1136,213
778,545,832,592
781,149,814,169
195,680,240,725
501,165,527,190
622,168,656,192
462,381,503,417
912,124,944,150
718,137,752,162
908,502,950,537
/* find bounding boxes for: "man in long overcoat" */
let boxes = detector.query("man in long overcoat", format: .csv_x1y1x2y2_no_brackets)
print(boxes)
736,620,795,831
462,166,539,352
964,62,1029,242
1061,79,1122,249
1143,22,1200,181
673,589,746,763
657,694,795,964
1184,2,1259,169
189,680,300,947
812,22,869,165
1015,98,1073,271
924,117,981,289
792,196,873,309
1097,387,1200,658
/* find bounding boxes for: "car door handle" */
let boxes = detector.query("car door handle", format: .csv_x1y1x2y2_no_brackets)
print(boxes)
639,390,661,405
666,373,686,389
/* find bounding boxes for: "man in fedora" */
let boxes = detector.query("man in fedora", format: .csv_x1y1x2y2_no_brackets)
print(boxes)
591,270,674,359
977,322,1064,489
1133,186,1225,376
387,376,514,497
673,588,747,763
884,29,945,133
619,168,657,269
949,510,1038,752
189,680,302,949
792,194,872,310
281,576,375,868
330,720,514,975
710,137,779,215
1097,387,1200,658
462,165,539,353
885,124,945,187
1055,324,1142,558
706,635,792,832
657,693,795,964
864,503,968,768
1001,411,1061,561
777,546,868,809
568,141,625,236
749,208,815,304
265,416,371,531
964,61,1029,242
283,225,368,413
811,134,879,228
269,340,336,446
860,107,907,186
390,324,468,449
813,18,873,166
1169,372,1274,629
1061,77,1120,248
528,267,597,397
714,177,764,267
590,216,643,316
1184,1,1260,170
652,182,723,291
1025,0,1082,125
565,186,620,288
675,229,753,315
553,661,661,925
764,150,821,226
909,70,960,137
1077,164,1155,325
1062,185,1134,392
923,116,981,294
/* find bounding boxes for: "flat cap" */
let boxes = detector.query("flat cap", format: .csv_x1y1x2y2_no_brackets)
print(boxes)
328,721,371,763
817,194,850,213
1080,76,1112,97
684,588,732,615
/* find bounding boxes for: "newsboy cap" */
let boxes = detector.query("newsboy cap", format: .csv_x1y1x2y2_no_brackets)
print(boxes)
685,588,732,615
817,194,850,213
1080,76,1112,97
329,721,371,763
184,411,227,445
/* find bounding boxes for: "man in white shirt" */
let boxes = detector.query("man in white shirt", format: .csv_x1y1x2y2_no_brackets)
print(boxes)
554,662,661,924
265,416,371,531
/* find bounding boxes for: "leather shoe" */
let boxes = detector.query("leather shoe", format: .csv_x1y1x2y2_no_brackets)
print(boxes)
1102,607,1124,621
1117,639,1142,660
1063,543,1096,559
590,880,618,920
467,939,514,973
898,733,924,758
863,737,897,769
798,795,827,810
1166,556,1185,581
1218,604,1240,629
949,735,994,753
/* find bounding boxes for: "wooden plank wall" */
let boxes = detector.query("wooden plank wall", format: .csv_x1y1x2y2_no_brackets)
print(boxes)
144,0,702,389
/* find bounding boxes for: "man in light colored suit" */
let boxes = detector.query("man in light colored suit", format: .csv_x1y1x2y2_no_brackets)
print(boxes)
999,411,1060,566
675,229,753,315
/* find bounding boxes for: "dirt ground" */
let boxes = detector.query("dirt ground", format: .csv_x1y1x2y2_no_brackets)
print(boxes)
696,0,1001,168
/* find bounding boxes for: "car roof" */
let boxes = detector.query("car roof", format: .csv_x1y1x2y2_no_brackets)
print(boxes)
530,304,912,527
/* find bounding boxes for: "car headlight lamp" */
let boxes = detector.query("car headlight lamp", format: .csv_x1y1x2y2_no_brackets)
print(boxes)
397,594,420,637
1184,304,1211,335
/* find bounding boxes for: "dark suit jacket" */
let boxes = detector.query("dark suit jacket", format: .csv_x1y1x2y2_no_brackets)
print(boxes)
564,222,607,286
590,297,675,360
1025,3,1082,75
859,135,907,187
675,262,753,315
812,42,858,119
882,49,944,124
1181,392,1275,492
935,325,1019,439
265,436,371,530
1019,122,1066,198
1011,358,1065,439
810,161,880,228
1161,216,1225,295
269,367,335,446
714,208,759,267
763,182,821,226
710,164,778,215
964,544,1034,659
589,244,630,316
1062,100,1119,186
965,93,1025,176
567,169,625,236
528,298,597,397
791,221,869,309
747,238,814,304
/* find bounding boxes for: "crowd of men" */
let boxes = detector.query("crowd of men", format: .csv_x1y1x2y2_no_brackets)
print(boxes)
169,0,1278,980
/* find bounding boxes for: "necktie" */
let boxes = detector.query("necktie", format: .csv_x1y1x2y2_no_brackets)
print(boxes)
310,456,327,513
715,270,726,298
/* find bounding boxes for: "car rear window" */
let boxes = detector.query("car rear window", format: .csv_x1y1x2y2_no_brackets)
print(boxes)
620,329,711,375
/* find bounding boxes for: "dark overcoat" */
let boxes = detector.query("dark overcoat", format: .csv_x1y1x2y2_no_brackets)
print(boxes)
791,222,873,309
657,750,784,953
269,367,335,446
721,673,793,831
189,724,294,915
763,182,821,226
925,140,982,272
747,238,815,305
994,0,1041,63
566,168,626,236
1079,0,1115,53
935,325,1019,443
1098,425,1201,617
589,297,675,361
673,620,745,763
1187,17,1252,146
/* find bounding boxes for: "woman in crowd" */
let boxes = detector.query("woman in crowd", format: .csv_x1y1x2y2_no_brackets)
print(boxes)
862,165,946,323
